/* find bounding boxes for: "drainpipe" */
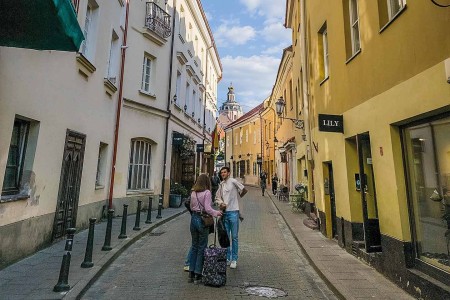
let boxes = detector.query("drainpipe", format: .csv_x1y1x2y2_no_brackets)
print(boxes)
161,0,178,199
202,45,213,175
107,0,130,209
300,0,315,208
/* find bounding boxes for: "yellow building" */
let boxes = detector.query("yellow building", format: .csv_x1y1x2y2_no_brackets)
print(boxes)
284,0,450,297
225,104,263,186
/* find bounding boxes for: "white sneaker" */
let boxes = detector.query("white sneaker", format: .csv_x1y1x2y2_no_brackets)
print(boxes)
230,261,237,269
183,265,189,271
226,260,231,266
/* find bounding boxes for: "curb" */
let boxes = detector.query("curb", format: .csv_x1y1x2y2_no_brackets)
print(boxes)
63,209,188,300
262,187,345,300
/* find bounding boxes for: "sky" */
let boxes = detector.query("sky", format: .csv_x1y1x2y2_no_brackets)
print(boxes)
201,0,291,113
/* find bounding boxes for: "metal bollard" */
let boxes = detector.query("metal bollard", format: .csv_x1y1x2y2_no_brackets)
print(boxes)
156,194,163,219
81,218,96,268
53,228,76,292
101,209,114,251
118,205,128,239
145,196,153,224
133,200,142,231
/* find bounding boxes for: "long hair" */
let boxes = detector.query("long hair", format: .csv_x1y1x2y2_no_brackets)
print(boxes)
191,173,211,192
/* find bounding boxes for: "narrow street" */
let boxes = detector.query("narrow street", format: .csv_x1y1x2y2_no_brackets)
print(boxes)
82,187,337,300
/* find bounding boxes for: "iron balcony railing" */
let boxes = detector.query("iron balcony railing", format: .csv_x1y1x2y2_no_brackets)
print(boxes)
71,0,80,14
145,2,172,39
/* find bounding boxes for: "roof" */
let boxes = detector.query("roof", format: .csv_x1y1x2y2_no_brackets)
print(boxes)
225,103,264,130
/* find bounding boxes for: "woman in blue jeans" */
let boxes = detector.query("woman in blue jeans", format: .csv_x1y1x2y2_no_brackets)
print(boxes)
188,174,222,284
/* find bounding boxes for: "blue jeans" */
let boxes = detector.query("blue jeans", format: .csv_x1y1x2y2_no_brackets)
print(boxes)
185,247,192,266
223,210,239,262
189,214,209,274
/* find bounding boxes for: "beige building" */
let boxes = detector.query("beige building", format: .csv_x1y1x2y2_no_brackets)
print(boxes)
281,0,450,297
0,0,221,268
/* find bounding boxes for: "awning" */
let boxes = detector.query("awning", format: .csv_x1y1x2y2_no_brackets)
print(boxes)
0,0,84,52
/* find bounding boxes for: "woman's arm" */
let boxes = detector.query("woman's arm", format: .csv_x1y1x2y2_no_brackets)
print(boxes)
204,190,222,217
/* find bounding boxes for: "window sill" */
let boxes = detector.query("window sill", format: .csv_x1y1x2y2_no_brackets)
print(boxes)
104,78,118,96
379,5,407,34
139,89,156,99
126,189,154,196
0,193,30,203
76,53,96,78
320,76,329,86
345,48,361,64
173,102,182,111
95,185,105,190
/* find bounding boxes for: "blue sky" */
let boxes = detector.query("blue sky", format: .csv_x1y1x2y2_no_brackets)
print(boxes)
202,0,291,113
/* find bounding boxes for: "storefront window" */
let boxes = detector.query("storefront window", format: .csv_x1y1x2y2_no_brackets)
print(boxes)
404,116,450,274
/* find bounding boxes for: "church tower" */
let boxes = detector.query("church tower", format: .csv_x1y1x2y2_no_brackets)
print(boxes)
218,84,243,124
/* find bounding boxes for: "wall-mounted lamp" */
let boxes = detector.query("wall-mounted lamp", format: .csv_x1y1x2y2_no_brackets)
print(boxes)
276,96,304,129
191,112,195,118
265,141,270,150
198,118,201,123
173,94,177,103
184,104,187,111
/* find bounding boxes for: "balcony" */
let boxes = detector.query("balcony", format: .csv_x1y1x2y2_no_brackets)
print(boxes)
145,2,172,39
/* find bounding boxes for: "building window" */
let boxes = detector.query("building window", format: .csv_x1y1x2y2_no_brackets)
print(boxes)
245,129,248,143
106,30,119,85
318,23,329,80
141,55,153,93
235,134,238,145
349,0,360,55
80,0,99,61
387,0,405,20
378,0,406,29
254,131,257,144
2,119,30,195
95,142,108,188
127,139,152,190
246,160,250,175
403,115,450,275
253,162,257,175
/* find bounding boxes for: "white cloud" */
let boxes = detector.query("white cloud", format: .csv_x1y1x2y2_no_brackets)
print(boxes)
239,0,285,19
219,55,281,110
215,23,256,47
260,22,291,44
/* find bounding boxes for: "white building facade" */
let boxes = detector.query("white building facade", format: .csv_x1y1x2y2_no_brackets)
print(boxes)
0,0,221,268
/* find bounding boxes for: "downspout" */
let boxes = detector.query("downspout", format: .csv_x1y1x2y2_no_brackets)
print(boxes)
107,0,130,209
161,0,178,199
202,45,213,174
259,112,263,176
300,0,315,206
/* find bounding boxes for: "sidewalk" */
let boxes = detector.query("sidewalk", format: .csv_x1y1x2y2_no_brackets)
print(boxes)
267,189,415,300
0,205,186,300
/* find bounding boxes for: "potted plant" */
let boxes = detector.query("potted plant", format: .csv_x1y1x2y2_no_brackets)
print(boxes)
169,182,189,207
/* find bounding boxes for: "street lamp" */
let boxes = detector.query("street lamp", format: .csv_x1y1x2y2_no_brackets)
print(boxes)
275,96,304,129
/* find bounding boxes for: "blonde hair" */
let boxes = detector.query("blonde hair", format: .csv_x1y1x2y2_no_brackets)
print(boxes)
191,173,211,192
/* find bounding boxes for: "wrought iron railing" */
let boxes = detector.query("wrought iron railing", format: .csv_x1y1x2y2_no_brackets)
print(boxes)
71,0,80,14
145,2,172,39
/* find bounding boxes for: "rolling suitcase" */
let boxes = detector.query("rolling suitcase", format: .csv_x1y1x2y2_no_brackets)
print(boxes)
202,218,227,287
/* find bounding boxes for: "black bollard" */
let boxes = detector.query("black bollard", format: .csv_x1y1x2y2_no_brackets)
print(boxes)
145,196,153,224
53,228,76,292
133,200,142,231
81,218,97,268
118,205,128,239
102,209,114,251
156,194,163,219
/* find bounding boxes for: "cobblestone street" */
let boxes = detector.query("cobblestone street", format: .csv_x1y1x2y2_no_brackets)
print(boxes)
82,187,337,300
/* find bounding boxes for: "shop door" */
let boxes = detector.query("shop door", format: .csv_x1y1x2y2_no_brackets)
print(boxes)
327,163,338,239
357,133,382,252
53,130,86,240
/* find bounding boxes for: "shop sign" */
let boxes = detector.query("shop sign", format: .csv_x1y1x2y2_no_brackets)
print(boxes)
196,144,204,153
318,114,344,133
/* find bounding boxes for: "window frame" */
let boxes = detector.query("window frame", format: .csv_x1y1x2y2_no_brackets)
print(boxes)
349,0,361,55
141,55,153,93
127,139,152,191
2,119,30,196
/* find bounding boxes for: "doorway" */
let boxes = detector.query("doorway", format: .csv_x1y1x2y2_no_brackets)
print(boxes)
324,162,337,239
357,133,381,252
52,130,86,240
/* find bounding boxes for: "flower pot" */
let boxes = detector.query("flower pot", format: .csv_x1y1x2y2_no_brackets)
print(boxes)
169,194,182,208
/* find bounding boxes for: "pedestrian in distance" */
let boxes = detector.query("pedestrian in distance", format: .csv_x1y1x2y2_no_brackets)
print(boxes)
188,174,223,284
215,166,248,269
271,173,279,195
260,170,267,196
211,171,220,204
